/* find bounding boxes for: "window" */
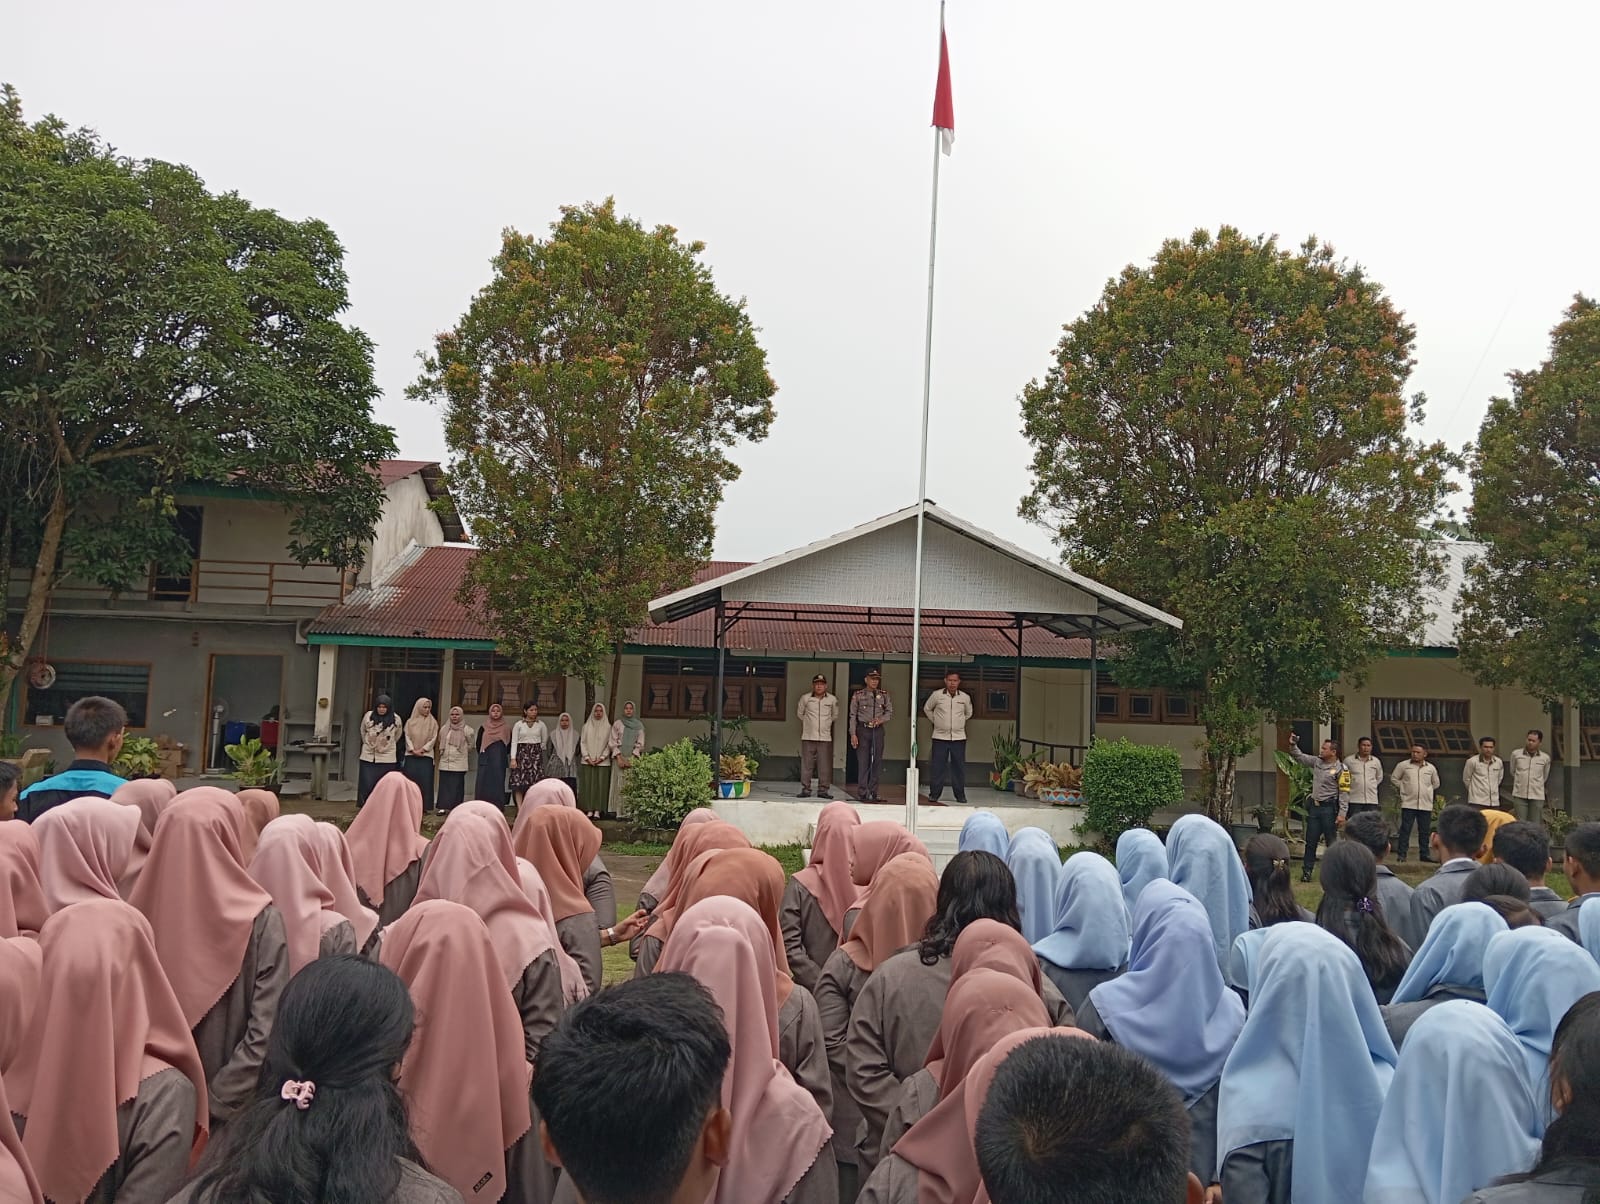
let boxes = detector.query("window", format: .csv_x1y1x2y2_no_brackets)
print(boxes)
642,656,787,720
916,666,1019,720
1369,698,1473,756
452,652,564,715
1093,671,1196,726
1553,712,1600,763
24,661,151,728
149,506,204,601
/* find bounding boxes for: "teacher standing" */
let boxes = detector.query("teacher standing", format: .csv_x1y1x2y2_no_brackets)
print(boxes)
609,702,646,818
579,704,613,817
402,698,439,812
474,702,509,807
509,702,547,807
356,694,400,806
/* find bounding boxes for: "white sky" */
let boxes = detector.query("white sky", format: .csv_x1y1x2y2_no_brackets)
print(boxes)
11,1,1599,563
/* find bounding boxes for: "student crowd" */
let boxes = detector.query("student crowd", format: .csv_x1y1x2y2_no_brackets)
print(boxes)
3,697,1600,1204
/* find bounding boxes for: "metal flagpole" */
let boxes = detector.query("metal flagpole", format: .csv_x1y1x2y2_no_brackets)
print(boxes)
906,0,946,836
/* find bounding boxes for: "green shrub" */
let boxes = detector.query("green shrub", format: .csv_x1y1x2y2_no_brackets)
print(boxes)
1082,738,1183,852
622,739,712,829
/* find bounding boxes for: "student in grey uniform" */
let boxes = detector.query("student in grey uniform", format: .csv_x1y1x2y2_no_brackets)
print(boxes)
1117,826,1170,913
175,954,462,1204
1243,833,1313,928
1466,993,1600,1204
974,1033,1208,1204
1343,812,1416,924
1544,823,1600,944
1314,840,1412,1004
1404,804,1490,948
248,815,362,974
512,780,619,929
1494,821,1569,919
783,799,861,991
1365,1002,1544,1204
10,900,208,1204
1166,813,1252,968
1217,925,1398,1204
1031,851,1131,1014
1381,901,1507,1048
129,791,289,1127
345,772,430,926
1079,881,1246,1193
1467,862,1535,904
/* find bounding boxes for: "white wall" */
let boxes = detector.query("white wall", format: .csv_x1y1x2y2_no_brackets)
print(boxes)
364,475,446,585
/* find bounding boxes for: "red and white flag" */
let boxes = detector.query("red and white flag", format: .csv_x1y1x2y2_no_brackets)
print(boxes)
932,25,955,155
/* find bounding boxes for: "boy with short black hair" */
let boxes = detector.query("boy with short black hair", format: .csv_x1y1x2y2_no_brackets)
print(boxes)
1402,805,1489,947
1492,821,1567,919
534,973,732,1204
1544,823,1600,944
1342,812,1414,922
18,695,127,822
975,1036,1204,1204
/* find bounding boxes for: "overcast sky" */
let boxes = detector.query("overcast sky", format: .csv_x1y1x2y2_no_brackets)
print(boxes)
11,1,1599,563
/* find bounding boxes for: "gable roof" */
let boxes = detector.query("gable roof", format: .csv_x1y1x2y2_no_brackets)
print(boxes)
376,460,466,543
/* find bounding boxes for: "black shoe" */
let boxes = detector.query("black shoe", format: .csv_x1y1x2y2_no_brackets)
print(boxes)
798,791,811,799
1301,870,1313,883
818,791,832,799
1397,854,1408,863
1420,855,1437,864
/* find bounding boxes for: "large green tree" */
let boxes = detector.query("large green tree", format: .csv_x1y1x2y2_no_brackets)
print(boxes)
1020,227,1456,818
1458,297,1600,711
412,199,776,710
0,86,396,727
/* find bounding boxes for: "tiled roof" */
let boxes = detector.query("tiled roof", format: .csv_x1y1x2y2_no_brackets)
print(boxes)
376,459,438,486
308,546,1091,659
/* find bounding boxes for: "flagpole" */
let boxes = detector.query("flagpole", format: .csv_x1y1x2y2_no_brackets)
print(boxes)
906,0,946,836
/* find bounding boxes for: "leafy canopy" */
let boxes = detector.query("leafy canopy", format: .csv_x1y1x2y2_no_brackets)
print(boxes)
1458,296,1600,705
1020,227,1455,812
412,199,776,689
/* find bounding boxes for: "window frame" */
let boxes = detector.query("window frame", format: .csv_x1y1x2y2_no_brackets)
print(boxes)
451,653,564,715
1368,698,1473,757
21,659,153,730
641,656,788,721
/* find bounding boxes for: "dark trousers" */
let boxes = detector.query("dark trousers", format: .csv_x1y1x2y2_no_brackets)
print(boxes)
855,724,885,800
1302,802,1338,875
1397,808,1432,859
928,738,968,802
1345,803,1381,821
437,769,466,812
357,760,395,806
800,740,833,795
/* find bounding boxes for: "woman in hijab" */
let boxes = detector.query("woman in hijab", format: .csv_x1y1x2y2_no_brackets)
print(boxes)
248,815,358,972
816,851,938,1199
475,701,510,807
357,693,401,806
235,789,279,864
784,799,861,991
631,819,752,976
520,805,633,994
1032,851,1131,1014
638,808,719,912
1006,827,1062,945
402,698,440,812
509,702,548,807
1217,923,1398,1204
131,790,290,1127
544,712,582,796
10,899,209,1204
607,701,646,818
1485,926,1600,1125
0,936,41,1078
32,795,141,912
958,812,1010,859
1364,1002,1544,1204
1166,813,1252,969
0,820,46,938
1315,840,1413,1004
579,703,613,816
110,777,177,897
303,820,380,957
1082,881,1247,1190
379,900,538,1204
1244,833,1311,927
1383,901,1506,1049
1116,827,1169,914
515,858,590,1005
436,705,474,814
512,782,619,929
344,772,429,925
849,822,931,899
0,1076,39,1204
656,896,836,1204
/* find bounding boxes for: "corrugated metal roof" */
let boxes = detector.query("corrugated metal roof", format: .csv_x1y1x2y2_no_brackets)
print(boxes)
1421,540,1477,648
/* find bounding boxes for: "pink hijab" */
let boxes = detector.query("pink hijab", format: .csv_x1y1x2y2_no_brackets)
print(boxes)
923,920,1048,1068
248,815,347,974
644,820,752,939
923,969,1050,1093
380,900,532,1203
515,858,589,1003
129,792,274,1026
32,797,141,912
110,778,177,896
519,778,577,810
0,821,48,938
518,806,604,922
849,822,931,890
793,801,862,935
414,803,560,989
678,847,795,1007
304,821,379,950
345,773,428,903
839,852,940,973
0,1073,41,1204
10,899,209,1204
640,808,720,907
657,896,832,1204
0,936,42,1074
236,789,281,860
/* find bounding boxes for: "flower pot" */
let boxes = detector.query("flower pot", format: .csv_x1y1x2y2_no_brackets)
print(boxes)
718,780,752,799
990,771,1005,790
1012,780,1029,797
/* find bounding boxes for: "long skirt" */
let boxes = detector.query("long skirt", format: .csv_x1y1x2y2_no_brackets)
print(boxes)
509,745,543,796
609,762,632,818
403,754,435,810
578,764,611,815
357,759,395,806
475,740,508,807
437,769,466,812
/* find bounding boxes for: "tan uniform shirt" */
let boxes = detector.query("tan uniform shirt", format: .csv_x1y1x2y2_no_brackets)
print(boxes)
797,693,840,742
1392,760,1441,812
1509,748,1552,801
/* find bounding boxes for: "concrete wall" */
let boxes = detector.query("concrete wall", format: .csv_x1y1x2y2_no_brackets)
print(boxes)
364,475,446,585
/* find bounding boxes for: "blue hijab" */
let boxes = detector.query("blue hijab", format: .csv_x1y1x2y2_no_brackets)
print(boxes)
1227,928,1271,994
1484,925,1600,1106
1115,828,1168,914
1363,1002,1543,1204
1217,924,1397,1204
1389,901,1507,1005
1581,896,1600,961
1089,881,1244,1102
1166,814,1251,968
958,811,1010,859
1032,851,1129,973
1006,827,1062,944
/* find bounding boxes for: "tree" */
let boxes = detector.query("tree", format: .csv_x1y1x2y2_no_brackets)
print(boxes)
1020,227,1456,819
411,199,776,710
0,86,396,727
1458,297,1600,712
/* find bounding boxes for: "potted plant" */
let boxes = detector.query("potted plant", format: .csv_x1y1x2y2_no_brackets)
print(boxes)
1022,760,1084,804
225,736,282,789
718,753,758,799
114,736,164,780
1272,749,1312,846
990,726,1021,791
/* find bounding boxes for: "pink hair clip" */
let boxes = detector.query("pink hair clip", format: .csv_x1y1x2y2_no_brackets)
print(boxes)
280,1079,316,1109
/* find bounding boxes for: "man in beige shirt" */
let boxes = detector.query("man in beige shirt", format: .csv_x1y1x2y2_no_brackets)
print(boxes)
923,670,974,804
1508,729,1552,823
1462,736,1505,809
796,674,839,799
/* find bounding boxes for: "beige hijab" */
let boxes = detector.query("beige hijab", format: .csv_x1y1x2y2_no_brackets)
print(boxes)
549,713,580,763
109,778,177,897
32,797,141,913
10,899,209,1204
0,821,47,939
640,808,719,908
404,699,439,757
518,806,603,922
345,773,428,903
304,821,380,950
248,815,347,974
580,704,611,761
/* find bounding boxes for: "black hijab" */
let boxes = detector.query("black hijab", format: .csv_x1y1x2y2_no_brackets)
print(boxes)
369,694,398,728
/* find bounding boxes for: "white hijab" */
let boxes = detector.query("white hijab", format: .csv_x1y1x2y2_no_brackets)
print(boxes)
580,706,611,761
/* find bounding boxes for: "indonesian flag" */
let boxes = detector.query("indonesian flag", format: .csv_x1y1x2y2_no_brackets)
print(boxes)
932,26,955,155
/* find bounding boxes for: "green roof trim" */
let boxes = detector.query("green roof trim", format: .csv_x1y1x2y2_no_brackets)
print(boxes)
306,633,498,650
1385,646,1460,659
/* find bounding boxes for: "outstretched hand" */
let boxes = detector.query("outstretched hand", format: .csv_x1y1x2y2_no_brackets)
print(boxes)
613,909,650,943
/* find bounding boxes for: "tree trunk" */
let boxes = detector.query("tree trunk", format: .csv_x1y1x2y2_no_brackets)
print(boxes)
0,486,70,734
605,642,623,719
1202,747,1238,823
582,676,597,718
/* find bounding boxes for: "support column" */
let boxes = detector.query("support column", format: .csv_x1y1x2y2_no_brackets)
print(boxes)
834,660,850,784
314,645,338,742
1088,619,1099,744
1567,698,1581,816
438,648,455,805
1013,616,1025,738
712,600,726,798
